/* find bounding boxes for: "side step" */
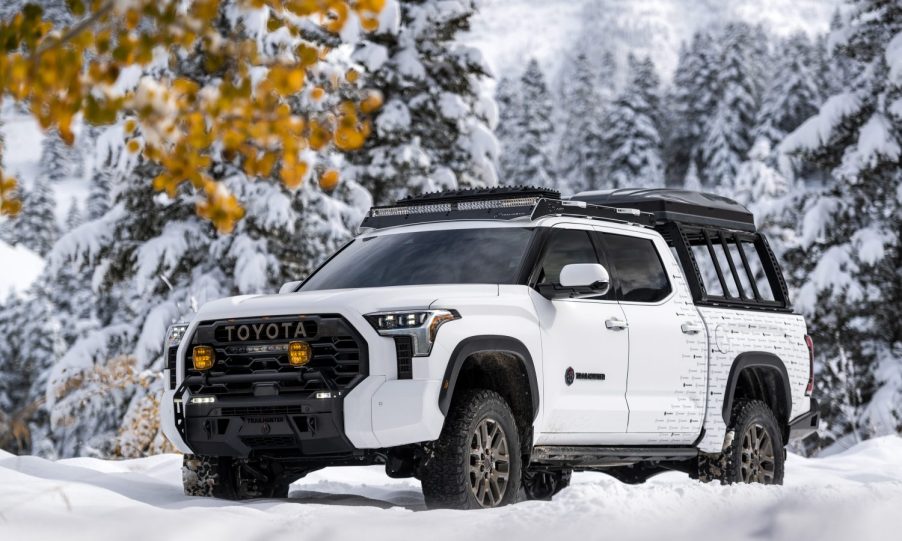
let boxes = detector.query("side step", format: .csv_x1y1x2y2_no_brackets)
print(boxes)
531,446,698,468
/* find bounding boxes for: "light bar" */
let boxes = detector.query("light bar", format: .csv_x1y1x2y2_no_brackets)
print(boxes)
369,196,542,218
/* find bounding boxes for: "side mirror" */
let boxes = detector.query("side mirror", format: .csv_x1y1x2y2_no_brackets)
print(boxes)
278,280,302,294
553,263,611,299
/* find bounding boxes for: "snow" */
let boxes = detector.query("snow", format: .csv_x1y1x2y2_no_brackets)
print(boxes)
0,436,900,541
464,0,840,81
780,92,863,154
0,240,45,296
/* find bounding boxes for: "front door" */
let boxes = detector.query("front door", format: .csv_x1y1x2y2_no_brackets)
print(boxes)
532,224,630,441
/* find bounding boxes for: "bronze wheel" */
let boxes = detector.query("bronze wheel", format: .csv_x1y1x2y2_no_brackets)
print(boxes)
468,418,511,507
739,422,777,483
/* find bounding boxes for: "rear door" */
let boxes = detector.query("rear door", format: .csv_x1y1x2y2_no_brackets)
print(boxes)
597,229,707,443
532,224,631,441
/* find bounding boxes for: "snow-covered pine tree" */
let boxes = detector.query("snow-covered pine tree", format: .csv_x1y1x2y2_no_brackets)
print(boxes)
733,139,789,207
754,33,823,149
496,59,555,188
40,1,372,458
556,51,612,194
87,145,116,220
348,0,498,204
14,176,59,255
0,291,26,453
701,23,760,190
666,31,719,183
781,0,902,450
39,130,71,183
603,54,665,189
494,75,522,187
65,199,83,230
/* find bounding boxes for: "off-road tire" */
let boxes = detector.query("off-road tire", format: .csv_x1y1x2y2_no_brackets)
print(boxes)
521,469,572,500
421,389,522,510
182,454,291,499
698,400,785,485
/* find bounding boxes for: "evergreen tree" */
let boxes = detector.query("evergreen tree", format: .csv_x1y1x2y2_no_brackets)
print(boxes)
701,24,759,190
666,31,719,182
733,139,789,206
556,51,612,193
65,198,83,230
87,146,116,220
39,130,71,183
38,1,371,457
494,75,521,186
15,176,59,255
497,59,555,188
782,0,902,449
755,33,823,148
603,55,665,188
348,0,498,204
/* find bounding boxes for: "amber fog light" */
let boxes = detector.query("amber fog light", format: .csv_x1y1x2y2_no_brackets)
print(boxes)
288,341,312,367
192,346,215,371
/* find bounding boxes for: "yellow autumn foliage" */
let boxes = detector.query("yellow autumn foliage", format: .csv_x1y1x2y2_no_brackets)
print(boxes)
0,0,384,233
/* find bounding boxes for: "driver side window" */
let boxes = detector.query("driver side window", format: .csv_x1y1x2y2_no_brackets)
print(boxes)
537,229,613,300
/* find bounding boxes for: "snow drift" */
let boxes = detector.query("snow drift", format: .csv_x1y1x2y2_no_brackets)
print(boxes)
1,436,900,541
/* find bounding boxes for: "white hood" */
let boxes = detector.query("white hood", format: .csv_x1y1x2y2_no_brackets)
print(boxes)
194,284,500,321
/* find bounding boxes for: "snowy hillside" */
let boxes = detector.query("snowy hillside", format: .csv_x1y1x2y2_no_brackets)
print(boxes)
1,436,900,541
466,0,842,80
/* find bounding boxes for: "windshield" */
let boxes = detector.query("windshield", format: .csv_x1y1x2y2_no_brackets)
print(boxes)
300,227,534,290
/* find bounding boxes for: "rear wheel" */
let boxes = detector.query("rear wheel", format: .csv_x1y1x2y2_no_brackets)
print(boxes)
421,389,522,509
698,400,785,485
182,455,291,499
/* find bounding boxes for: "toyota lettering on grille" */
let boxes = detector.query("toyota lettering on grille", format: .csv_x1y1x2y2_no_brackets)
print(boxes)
218,321,310,342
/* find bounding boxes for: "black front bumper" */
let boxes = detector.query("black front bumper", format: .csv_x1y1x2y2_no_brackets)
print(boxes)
788,397,819,441
177,391,356,458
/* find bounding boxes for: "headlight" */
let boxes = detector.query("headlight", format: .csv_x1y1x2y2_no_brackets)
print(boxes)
365,309,460,356
165,323,189,350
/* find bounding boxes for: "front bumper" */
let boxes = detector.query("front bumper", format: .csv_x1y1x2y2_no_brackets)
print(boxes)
788,397,819,441
162,375,446,455
178,394,353,458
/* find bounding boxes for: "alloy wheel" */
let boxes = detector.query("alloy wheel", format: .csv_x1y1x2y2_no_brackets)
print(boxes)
468,417,511,507
740,422,776,483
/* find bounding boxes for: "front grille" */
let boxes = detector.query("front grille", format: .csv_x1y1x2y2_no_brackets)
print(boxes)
394,336,413,379
184,314,367,398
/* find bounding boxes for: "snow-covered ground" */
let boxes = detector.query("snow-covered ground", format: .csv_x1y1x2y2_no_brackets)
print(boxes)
1,436,900,541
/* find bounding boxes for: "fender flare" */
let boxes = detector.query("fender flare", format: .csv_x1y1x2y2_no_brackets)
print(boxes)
437,335,540,420
722,351,791,424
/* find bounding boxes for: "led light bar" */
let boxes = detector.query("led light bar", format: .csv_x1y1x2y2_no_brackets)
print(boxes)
370,203,454,217
369,196,542,218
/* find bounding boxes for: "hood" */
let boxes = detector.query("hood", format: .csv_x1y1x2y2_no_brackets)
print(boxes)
194,284,500,321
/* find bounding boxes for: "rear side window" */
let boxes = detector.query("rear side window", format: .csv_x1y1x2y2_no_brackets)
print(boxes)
602,234,672,303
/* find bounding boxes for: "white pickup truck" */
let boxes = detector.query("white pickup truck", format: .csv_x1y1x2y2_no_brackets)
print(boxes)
160,187,819,509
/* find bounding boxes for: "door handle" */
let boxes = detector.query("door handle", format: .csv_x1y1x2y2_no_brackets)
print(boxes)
605,318,628,330
681,322,704,335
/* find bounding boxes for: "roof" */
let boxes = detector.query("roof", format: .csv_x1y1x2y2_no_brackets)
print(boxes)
569,188,756,232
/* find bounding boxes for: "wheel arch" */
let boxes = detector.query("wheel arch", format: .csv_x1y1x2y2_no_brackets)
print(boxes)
438,335,540,422
722,351,792,427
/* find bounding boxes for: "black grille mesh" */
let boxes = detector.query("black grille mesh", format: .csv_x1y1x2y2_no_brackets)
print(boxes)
184,315,366,397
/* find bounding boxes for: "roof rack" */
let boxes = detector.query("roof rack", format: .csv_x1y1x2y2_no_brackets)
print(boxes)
360,186,655,229
569,188,756,232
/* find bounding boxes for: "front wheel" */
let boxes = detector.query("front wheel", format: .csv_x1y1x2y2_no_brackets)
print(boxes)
421,389,522,509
